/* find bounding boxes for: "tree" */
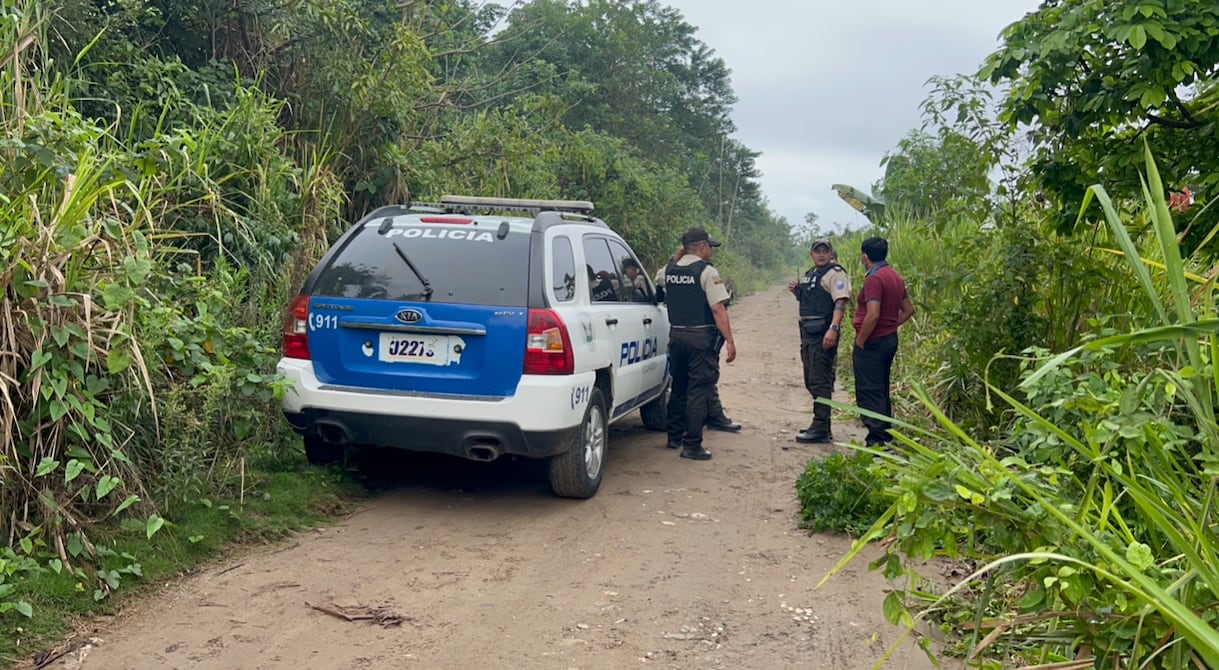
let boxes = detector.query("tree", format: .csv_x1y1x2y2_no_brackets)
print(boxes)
876,128,992,221
477,0,753,225
981,0,1219,237
481,0,736,163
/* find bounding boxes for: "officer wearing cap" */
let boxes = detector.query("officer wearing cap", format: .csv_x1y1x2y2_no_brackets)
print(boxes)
656,227,737,461
787,237,851,443
665,244,742,433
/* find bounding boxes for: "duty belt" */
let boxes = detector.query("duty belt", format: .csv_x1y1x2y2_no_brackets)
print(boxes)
799,315,828,321
670,324,716,331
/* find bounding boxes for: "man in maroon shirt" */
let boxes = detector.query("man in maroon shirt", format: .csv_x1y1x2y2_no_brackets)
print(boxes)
851,237,915,446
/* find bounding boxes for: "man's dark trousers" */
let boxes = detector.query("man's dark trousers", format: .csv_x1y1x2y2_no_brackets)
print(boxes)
667,329,717,449
853,333,898,444
800,329,836,434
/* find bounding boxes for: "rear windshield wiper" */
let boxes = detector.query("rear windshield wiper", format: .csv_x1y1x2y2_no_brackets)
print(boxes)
392,242,434,301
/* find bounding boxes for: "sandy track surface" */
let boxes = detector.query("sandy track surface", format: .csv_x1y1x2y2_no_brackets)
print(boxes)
51,285,933,670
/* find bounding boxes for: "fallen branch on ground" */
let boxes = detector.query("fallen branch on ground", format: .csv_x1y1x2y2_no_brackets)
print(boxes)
306,601,405,627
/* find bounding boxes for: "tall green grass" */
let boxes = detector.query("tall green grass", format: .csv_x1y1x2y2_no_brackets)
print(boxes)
820,145,1219,668
1,2,346,629
1,7,157,618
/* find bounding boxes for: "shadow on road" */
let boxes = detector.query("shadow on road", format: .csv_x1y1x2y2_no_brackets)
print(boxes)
339,419,661,499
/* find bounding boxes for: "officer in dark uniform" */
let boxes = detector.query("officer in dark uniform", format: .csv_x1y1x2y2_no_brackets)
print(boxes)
788,237,851,443
662,245,742,433
657,227,737,461
705,298,742,431
588,265,617,302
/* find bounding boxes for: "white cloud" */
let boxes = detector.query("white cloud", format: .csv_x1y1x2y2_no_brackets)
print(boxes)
754,145,887,230
662,0,1041,229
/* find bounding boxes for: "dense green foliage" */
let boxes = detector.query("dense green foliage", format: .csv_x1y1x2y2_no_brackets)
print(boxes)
877,129,992,220
819,148,1219,668
0,0,799,654
982,0,1219,240
807,1,1219,662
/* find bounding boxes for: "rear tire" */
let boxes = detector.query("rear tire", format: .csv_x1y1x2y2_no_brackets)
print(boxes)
639,383,668,431
304,435,346,466
548,388,607,499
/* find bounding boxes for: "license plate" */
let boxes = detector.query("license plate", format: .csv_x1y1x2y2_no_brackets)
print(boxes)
378,333,452,365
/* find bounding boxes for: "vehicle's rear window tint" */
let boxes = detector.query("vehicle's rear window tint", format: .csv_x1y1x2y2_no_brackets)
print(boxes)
312,223,530,306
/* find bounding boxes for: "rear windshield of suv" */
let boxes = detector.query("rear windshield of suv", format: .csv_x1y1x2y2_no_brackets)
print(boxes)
311,222,531,306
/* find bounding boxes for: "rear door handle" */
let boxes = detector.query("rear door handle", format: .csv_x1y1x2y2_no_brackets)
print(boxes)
643,318,653,325
605,317,619,326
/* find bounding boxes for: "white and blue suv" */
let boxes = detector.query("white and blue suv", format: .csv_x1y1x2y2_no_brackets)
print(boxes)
277,196,670,498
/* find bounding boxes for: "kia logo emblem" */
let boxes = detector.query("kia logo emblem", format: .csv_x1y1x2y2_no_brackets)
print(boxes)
395,309,423,324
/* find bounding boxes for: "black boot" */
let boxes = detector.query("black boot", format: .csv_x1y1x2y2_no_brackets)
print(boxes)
680,446,713,460
705,415,742,432
795,428,833,444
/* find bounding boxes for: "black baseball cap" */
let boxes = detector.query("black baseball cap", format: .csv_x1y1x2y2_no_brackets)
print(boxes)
681,226,722,247
811,237,833,250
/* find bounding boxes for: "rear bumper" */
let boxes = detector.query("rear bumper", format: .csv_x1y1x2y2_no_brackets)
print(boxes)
276,358,593,459
283,407,576,459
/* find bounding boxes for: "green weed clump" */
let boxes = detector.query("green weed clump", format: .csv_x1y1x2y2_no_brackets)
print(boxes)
796,451,889,536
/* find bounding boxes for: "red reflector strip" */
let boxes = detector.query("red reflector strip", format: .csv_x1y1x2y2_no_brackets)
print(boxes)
419,217,474,224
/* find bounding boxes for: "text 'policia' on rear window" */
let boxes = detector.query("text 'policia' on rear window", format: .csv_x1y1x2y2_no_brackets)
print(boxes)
312,223,530,306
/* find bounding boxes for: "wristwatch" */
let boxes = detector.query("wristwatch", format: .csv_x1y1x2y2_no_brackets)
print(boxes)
829,324,841,332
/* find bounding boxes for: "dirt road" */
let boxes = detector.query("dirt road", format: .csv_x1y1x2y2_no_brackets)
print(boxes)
64,285,934,670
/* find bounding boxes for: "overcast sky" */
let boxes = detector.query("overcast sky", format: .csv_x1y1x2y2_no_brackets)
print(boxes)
660,0,1040,232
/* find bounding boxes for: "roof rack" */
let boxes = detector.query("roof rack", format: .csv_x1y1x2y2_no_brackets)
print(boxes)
438,195,595,213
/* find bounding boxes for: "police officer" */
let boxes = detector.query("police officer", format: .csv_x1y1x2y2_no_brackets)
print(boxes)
665,245,742,433
657,227,737,460
705,321,742,432
588,265,617,302
620,258,651,302
788,237,851,443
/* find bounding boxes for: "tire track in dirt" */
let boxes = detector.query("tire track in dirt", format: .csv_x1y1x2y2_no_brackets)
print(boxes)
53,285,934,670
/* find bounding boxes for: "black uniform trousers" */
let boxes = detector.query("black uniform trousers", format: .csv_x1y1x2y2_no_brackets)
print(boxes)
666,328,718,449
852,332,899,445
800,327,837,433
707,333,726,420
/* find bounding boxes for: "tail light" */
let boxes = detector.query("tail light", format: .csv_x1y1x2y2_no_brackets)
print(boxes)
282,295,311,360
523,309,573,375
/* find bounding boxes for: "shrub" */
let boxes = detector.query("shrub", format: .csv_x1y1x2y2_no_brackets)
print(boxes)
796,451,889,536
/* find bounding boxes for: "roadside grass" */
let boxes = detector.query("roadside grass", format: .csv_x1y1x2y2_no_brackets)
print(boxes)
0,464,365,668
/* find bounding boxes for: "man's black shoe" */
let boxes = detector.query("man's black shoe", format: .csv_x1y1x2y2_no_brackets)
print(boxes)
705,416,743,432
666,440,681,449
795,430,833,444
680,447,713,461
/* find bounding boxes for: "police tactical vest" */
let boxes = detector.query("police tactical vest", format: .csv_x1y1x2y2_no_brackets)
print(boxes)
664,260,715,328
591,277,616,302
798,263,844,318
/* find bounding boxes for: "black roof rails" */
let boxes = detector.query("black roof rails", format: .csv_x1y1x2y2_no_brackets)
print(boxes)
438,195,596,214
354,198,610,233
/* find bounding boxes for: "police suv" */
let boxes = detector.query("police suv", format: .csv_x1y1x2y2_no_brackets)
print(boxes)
277,196,669,498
